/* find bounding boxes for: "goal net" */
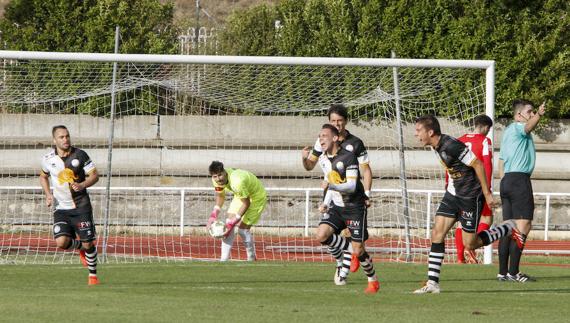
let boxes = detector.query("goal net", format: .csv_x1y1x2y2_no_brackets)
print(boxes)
0,51,494,264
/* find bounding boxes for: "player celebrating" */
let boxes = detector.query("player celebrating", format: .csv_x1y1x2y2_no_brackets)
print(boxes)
39,125,100,285
316,124,379,294
452,115,494,264
301,104,372,282
206,161,267,262
413,116,522,294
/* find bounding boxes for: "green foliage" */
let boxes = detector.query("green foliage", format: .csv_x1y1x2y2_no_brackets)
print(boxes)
219,0,569,118
0,0,178,116
0,0,177,54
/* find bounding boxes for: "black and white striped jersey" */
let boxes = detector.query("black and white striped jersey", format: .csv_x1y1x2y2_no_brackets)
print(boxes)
319,147,366,206
435,134,480,198
41,147,95,210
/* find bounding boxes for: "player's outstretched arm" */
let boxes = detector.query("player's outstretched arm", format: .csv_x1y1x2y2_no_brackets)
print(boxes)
524,101,545,134
223,197,250,236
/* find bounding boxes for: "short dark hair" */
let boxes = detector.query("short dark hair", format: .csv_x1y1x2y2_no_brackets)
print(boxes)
327,103,348,120
321,123,339,137
208,161,224,175
52,125,68,137
415,115,441,136
473,114,493,128
512,99,535,114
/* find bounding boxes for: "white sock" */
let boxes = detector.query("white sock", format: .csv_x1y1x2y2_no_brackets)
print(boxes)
221,229,236,261
238,228,256,261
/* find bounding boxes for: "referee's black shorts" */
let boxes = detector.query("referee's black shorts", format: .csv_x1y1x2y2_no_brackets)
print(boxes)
500,172,534,221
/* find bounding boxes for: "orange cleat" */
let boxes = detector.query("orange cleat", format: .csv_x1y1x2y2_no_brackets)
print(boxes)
79,249,88,267
88,275,99,286
350,254,360,273
364,280,380,294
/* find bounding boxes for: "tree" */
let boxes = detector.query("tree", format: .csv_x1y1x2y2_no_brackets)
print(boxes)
0,0,177,54
219,0,569,118
0,0,179,116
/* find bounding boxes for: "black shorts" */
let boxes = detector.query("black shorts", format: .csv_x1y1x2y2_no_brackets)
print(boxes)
500,172,534,221
436,191,483,233
319,208,347,234
326,204,368,242
53,208,96,242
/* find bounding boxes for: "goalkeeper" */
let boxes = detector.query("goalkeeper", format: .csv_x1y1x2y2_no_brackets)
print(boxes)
206,161,267,261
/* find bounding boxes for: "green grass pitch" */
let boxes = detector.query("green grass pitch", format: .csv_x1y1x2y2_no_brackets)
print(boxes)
1,261,569,322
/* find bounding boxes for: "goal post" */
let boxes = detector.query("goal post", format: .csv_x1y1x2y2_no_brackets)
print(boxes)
0,50,495,264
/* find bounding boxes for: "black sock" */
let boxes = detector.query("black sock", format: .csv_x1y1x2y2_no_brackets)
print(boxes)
498,236,510,276
508,233,526,276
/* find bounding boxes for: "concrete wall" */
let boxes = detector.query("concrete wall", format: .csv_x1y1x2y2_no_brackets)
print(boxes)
2,114,570,185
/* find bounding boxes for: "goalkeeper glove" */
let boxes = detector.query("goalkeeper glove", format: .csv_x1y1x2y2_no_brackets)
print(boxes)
224,215,241,237
207,206,221,229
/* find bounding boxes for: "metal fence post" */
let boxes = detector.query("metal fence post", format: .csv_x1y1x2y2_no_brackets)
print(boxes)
304,190,310,237
180,189,185,237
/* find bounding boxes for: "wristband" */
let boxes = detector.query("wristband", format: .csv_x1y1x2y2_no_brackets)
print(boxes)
365,190,371,198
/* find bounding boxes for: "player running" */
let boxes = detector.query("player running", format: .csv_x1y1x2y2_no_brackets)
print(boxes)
315,124,379,293
451,115,494,264
413,116,523,294
39,125,100,285
301,104,372,283
206,161,267,262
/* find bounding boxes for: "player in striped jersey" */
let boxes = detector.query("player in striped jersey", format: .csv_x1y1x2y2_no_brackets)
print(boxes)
316,124,379,293
39,125,100,285
413,116,523,294
301,104,372,284
206,161,267,262
451,115,494,264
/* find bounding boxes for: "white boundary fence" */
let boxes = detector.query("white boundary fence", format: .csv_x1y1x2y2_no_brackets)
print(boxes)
1,186,565,241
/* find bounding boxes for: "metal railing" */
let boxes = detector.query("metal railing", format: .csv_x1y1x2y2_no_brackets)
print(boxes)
1,186,566,241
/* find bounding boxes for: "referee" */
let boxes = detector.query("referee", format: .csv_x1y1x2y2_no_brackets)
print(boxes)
497,99,545,282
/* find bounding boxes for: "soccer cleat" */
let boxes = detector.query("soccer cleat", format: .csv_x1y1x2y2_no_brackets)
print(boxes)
364,280,380,294
511,227,525,249
333,267,347,286
465,250,479,264
506,272,536,283
497,274,508,282
79,249,88,268
413,280,440,294
88,275,99,286
350,254,360,272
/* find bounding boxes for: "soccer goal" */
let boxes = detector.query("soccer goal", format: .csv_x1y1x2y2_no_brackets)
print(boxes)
0,50,494,264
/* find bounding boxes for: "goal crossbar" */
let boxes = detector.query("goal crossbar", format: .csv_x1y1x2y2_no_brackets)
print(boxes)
0,50,494,69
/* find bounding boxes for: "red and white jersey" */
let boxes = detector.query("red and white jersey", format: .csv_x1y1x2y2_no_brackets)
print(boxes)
458,133,493,189
445,133,493,216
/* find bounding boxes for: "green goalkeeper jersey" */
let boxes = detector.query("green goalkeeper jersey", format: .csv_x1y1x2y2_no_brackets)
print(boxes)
212,168,266,203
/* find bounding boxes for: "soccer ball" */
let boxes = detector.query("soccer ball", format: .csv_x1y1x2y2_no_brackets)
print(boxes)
208,220,226,238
